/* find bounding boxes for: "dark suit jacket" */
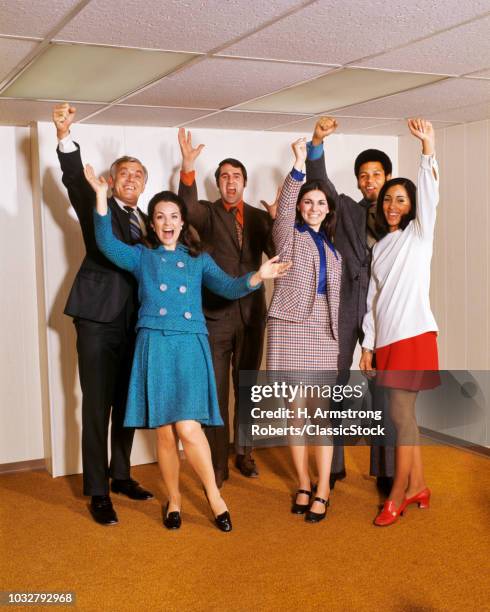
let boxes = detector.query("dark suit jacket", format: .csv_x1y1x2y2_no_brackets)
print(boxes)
58,144,145,323
306,154,371,365
178,179,273,325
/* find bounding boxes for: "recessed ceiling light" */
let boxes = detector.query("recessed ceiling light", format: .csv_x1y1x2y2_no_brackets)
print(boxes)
236,68,447,114
1,42,196,103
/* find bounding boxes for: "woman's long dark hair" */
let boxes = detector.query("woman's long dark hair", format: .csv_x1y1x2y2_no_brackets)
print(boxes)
295,180,337,242
375,177,416,237
144,190,202,257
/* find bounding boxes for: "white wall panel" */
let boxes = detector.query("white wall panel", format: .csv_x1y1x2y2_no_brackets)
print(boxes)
0,127,44,464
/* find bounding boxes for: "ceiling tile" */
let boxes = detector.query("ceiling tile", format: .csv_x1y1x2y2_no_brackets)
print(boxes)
336,78,490,118
182,111,311,130
2,43,194,103
357,15,490,76
0,38,39,84
219,0,490,64
236,68,444,114
126,57,331,109
269,115,397,133
0,0,80,38
428,102,490,123
83,105,211,127
55,0,303,52
358,119,458,136
0,99,103,125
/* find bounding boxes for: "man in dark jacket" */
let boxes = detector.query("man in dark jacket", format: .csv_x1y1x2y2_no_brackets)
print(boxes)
53,103,152,525
177,128,274,488
305,117,395,494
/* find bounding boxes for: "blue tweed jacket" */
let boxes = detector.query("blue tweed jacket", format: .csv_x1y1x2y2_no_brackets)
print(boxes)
94,210,259,334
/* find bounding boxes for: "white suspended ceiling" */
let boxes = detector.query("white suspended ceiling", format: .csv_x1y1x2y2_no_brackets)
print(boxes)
0,0,489,135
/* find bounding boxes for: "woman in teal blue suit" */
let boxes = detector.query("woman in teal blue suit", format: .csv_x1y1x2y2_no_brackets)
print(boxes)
85,165,289,532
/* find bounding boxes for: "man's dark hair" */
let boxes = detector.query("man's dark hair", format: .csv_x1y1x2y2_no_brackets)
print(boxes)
375,177,416,237
354,149,392,178
295,179,337,242
214,158,248,186
144,190,202,257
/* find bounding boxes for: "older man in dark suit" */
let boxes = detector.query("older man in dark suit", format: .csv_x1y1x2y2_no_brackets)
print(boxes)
53,103,153,525
305,117,395,494
178,129,274,488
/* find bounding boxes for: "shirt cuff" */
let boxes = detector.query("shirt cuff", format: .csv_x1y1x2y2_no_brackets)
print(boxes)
307,141,324,160
290,167,306,182
180,170,195,186
58,135,77,153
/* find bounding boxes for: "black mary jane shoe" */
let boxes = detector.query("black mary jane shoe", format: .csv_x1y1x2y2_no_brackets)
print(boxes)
305,496,329,523
291,488,313,514
163,503,182,530
214,511,233,532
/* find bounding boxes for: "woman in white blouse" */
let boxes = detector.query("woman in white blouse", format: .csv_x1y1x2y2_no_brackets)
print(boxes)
359,118,439,527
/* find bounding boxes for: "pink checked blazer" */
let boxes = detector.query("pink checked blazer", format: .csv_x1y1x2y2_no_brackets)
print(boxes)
268,173,342,339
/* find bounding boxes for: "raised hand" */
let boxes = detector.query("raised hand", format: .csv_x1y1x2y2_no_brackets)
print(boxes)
408,118,435,155
260,186,282,220
249,256,292,286
312,116,338,146
84,164,108,196
291,137,307,172
178,127,205,172
52,102,76,140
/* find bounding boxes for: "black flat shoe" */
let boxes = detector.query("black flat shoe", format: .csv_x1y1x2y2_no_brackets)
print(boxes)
305,496,329,523
111,478,154,501
90,495,118,526
163,503,181,530
291,488,313,514
214,510,232,532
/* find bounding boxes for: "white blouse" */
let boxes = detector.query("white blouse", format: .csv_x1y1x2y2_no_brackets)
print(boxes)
362,154,439,351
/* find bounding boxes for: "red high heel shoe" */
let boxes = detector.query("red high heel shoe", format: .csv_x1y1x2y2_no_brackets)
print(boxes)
400,488,431,514
374,500,404,527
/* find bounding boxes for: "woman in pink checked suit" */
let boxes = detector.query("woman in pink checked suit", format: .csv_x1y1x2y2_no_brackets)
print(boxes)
267,138,341,524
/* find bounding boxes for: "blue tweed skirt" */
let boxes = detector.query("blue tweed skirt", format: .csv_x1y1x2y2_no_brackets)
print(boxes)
124,328,224,429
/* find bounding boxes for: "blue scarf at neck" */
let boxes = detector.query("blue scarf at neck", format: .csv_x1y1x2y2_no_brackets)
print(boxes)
295,223,338,294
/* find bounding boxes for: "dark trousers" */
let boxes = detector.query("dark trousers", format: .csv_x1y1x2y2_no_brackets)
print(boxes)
205,318,265,473
74,306,136,496
332,322,395,477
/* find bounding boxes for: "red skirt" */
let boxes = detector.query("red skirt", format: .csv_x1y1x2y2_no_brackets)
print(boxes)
375,332,440,391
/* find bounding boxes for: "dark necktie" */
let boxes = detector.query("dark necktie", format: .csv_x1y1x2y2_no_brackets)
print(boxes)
123,206,142,243
230,207,243,249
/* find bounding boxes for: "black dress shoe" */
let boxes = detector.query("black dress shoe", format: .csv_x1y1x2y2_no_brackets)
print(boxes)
214,510,232,532
235,453,259,478
376,476,394,497
305,496,329,523
329,469,346,490
163,503,182,530
111,478,154,500
291,488,313,514
90,495,118,526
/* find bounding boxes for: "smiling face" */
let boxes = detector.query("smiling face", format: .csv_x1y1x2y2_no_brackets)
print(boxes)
109,161,146,206
357,161,389,203
151,201,184,250
297,189,329,231
382,184,411,232
217,163,245,206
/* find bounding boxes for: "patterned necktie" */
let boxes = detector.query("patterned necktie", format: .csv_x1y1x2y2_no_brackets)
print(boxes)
123,206,143,243
230,207,243,249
